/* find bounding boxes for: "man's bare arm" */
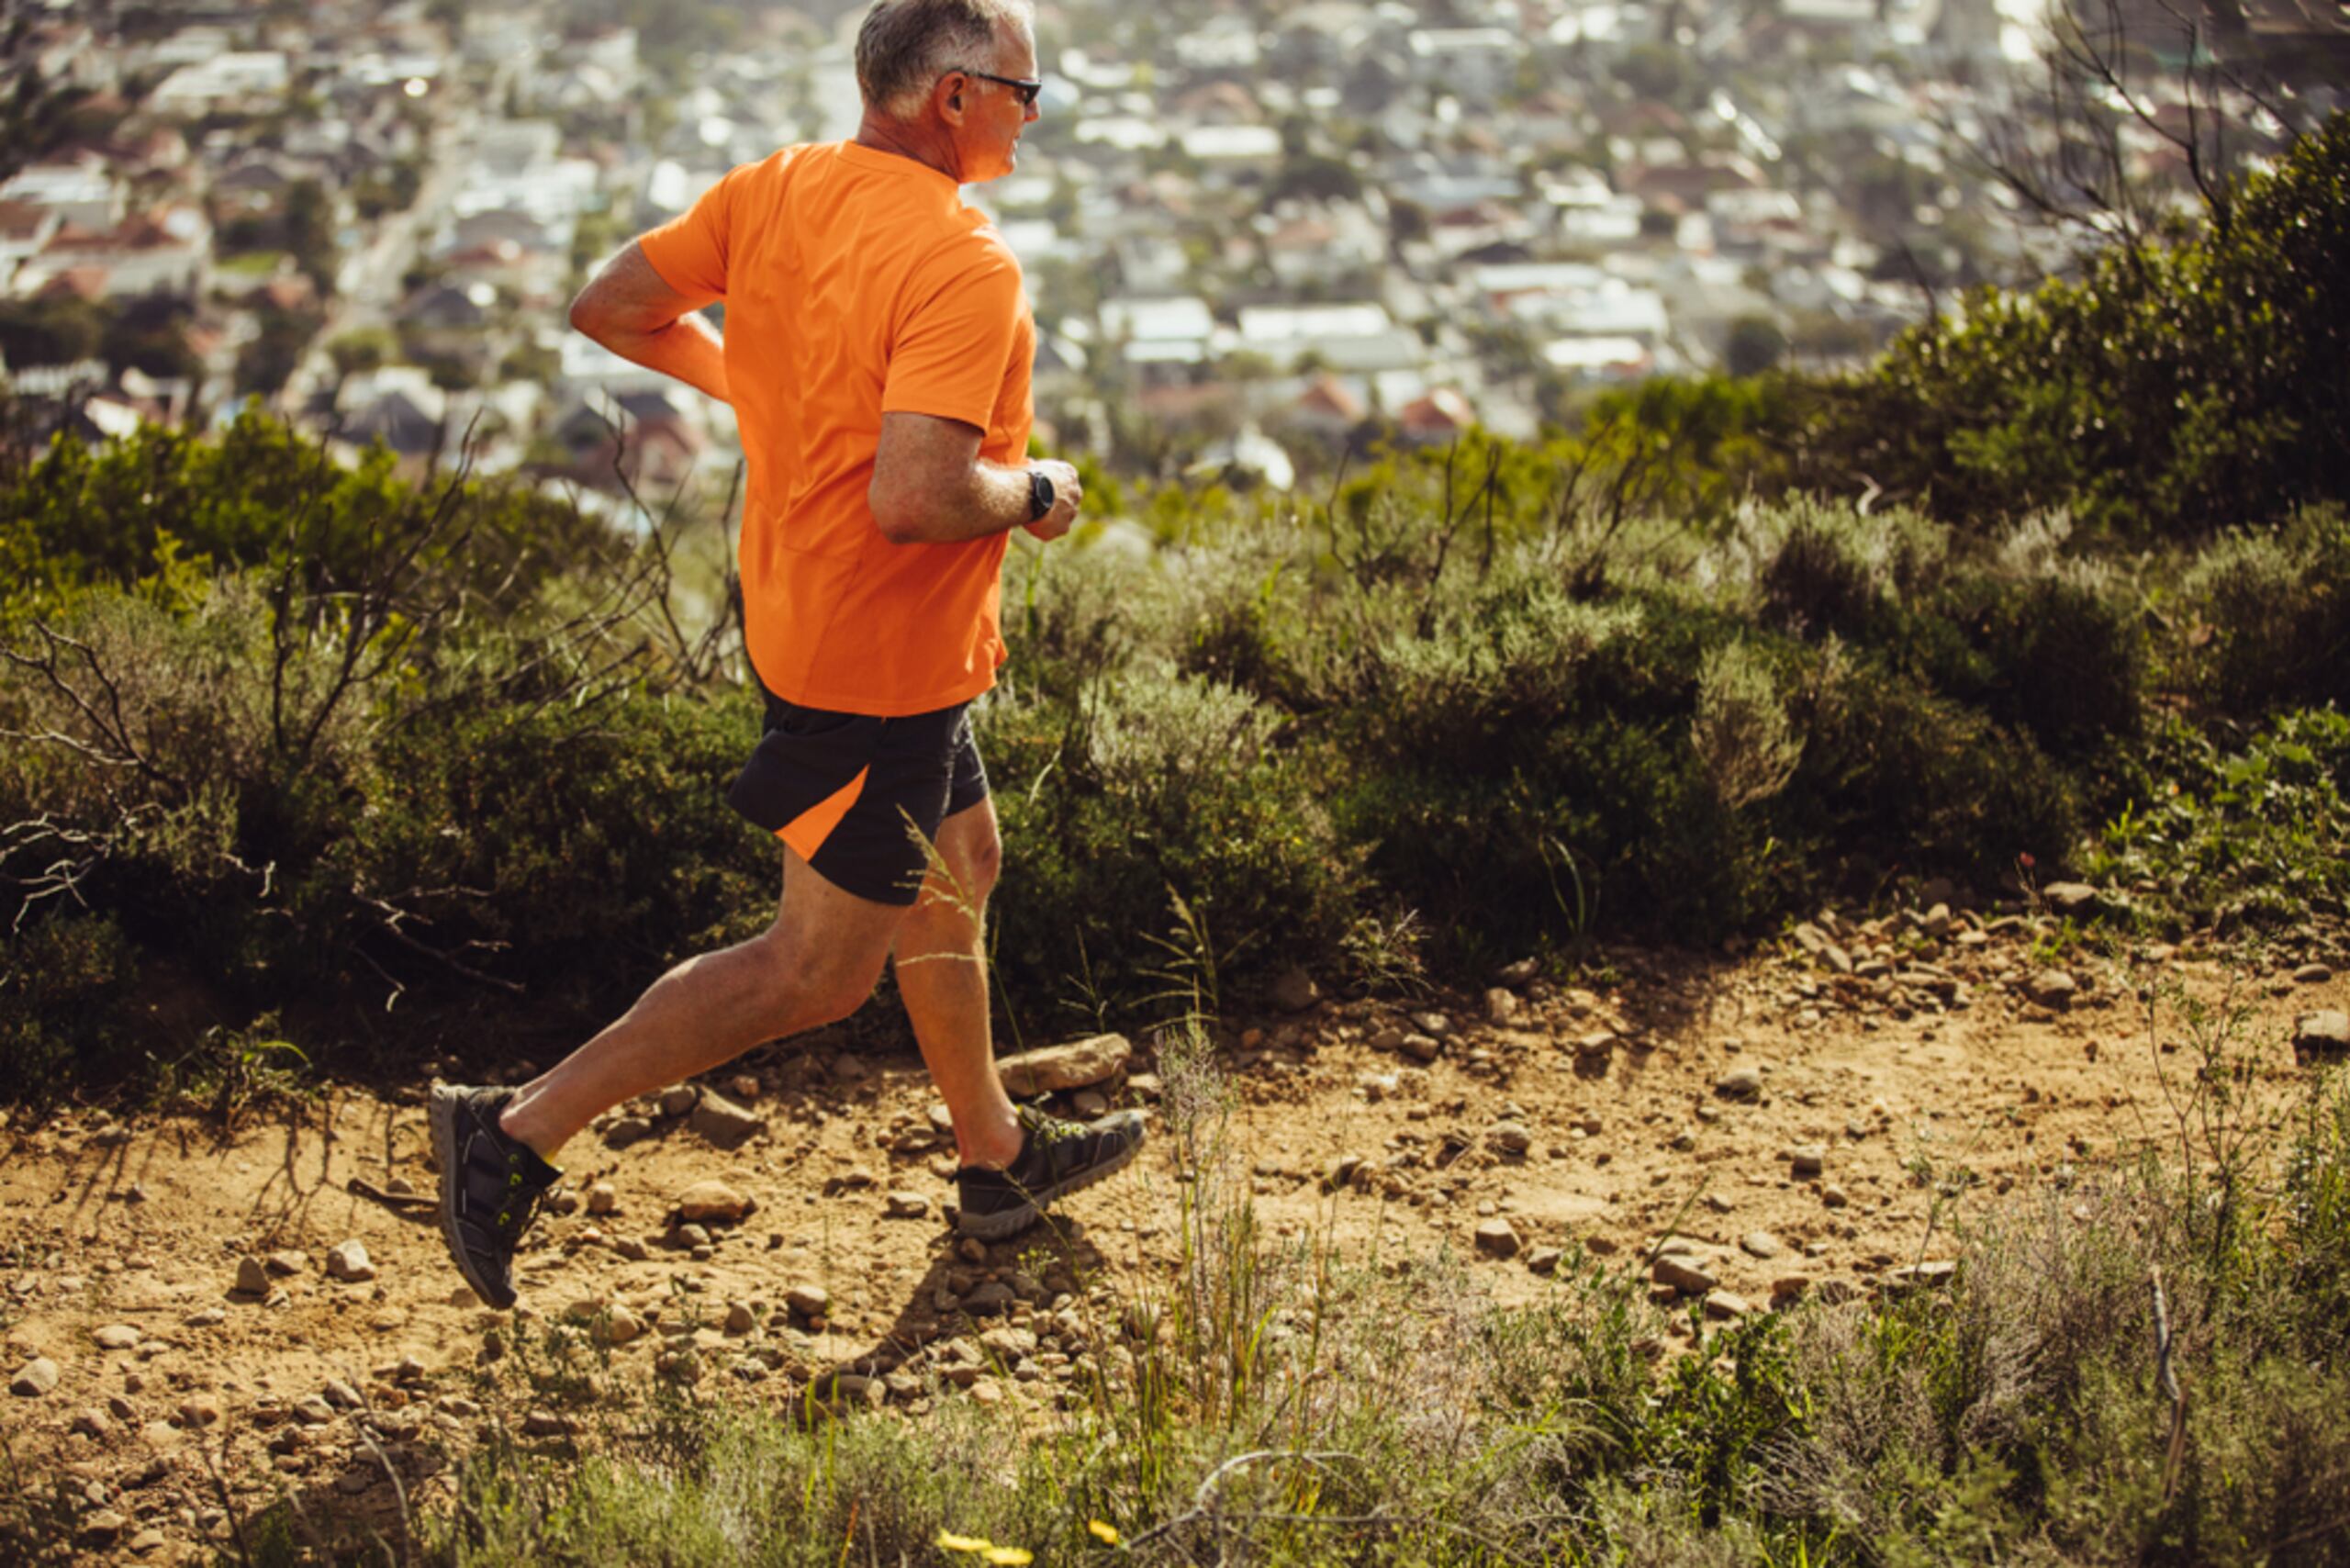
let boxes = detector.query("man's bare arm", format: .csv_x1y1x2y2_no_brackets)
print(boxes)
869,411,1080,544
567,242,729,404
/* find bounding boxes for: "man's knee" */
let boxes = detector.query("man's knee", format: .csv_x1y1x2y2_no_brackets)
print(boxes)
958,827,1002,902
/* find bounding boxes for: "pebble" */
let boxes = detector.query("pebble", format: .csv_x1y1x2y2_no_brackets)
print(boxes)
785,1285,830,1318
234,1258,270,1295
293,1395,334,1426
1703,1290,1751,1320
1526,1247,1563,1276
175,1396,221,1428
2296,1010,2350,1061
1820,1183,1851,1209
2042,882,2099,916
322,1380,362,1409
603,1116,654,1148
2295,963,2333,985
658,1085,700,1116
962,1282,1016,1314
674,1181,754,1225
1473,1218,1520,1259
1399,1034,1441,1063
326,1240,375,1282
521,1409,571,1438
265,1249,307,1277
1651,1256,1719,1294
71,1406,112,1439
1270,969,1322,1013
1488,1122,1533,1155
1715,1065,1763,1100
2025,969,2077,1009
723,1303,755,1335
1071,1088,1112,1118
76,1509,127,1547
597,1305,645,1346
1412,1011,1452,1037
10,1358,59,1397
1790,1144,1827,1177
1740,1231,1785,1260
884,1191,931,1220
688,1092,766,1148
92,1325,140,1350
1483,988,1521,1025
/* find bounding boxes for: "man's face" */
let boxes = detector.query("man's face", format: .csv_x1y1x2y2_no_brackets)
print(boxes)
953,21,1040,183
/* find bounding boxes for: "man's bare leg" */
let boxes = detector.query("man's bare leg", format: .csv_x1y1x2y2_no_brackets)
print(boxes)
891,798,1024,1170
498,844,909,1161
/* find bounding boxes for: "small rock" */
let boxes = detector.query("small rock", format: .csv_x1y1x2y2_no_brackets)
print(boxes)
1270,969,1321,1013
1473,1218,1520,1259
1740,1231,1785,1260
597,1305,645,1346
962,1282,1017,1315
784,1285,830,1319
2025,969,2077,1009
1400,1031,1442,1063
1489,1121,1533,1155
688,1092,766,1149
1651,1256,1719,1295
1715,1065,1763,1100
730,1074,761,1101
325,1241,375,1283
520,1409,571,1438
1790,1144,1826,1177
175,1396,221,1428
586,1182,619,1215
827,1052,871,1083
2296,1010,2350,1062
2042,882,2099,916
1071,1088,1112,1118
2294,963,2334,985
927,1103,957,1135
1496,958,1539,986
292,1395,334,1426
1526,1247,1563,1276
1886,1260,1960,1293
603,1115,655,1149
671,1223,711,1249
1703,1290,1751,1320
10,1358,60,1397
658,1085,700,1117
1412,1011,1453,1036
884,1191,931,1220
70,1406,112,1439
1819,1184,1851,1209
92,1325,140,1351
127,1527,165,1555
1572,1031,1617,1059
233,1258,270,1295
184,1307,225,1328
322,1380,362,1409
1483,988,1521,1025
723,1303,755,1334
265,1250,307,1277
995,1034,1132,1095
75,1509,127,1547
674,1181,754,1225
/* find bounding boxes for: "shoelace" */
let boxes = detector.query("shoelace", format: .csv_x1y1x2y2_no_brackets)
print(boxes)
1017,1106,1086,1147
492,1163,554,1243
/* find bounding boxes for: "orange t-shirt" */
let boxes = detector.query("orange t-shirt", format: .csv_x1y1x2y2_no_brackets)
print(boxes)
637,142,1035,716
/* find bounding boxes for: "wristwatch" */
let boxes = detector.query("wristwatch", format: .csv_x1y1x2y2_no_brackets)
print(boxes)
1026,466,1056,522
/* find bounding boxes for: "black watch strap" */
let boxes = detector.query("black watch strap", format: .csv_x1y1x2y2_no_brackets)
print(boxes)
1027,466,1056,522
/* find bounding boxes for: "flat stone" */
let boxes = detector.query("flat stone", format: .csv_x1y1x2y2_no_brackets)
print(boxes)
2294,963,2333,985
76,1509,127,1547
1715,1065,1763,1100
1886,1260,1960,1293
996,1033,1132,1096
1483,988,1521,1025
2042,882,2099,916
674,1181,754,1225
687,1092,766,1149
2296,1010,2350,1061
1489,1122,1533,1155
176,1396,220,1428
1413,1011,1453,1036
325,1240,375,1282
596,1305,644,1346
2024,969,2077,1009
1270,968,1321,1013
1399,1033,1441,1062
1790,1144,1827,1177
784,1285,830,1318
292,1395,334,1426
1740,1231,1785,1260
265,1249,307,1276
1572,1031,1617,1058
1651,1256,1719,1295
1526,1247,1563,1276
92,1325,140,1350
520,1409,571,1438
1071,1088,1111,1118
602,1115,655,1149
1473,1218,1520,1259
884,1191,931,1220
10,1358,59,1397
322,1380,362,1409
961,1282,1016,1315
1703,1290,1751,1320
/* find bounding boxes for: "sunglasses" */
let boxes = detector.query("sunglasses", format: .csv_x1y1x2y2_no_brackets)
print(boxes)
960,69,1043,106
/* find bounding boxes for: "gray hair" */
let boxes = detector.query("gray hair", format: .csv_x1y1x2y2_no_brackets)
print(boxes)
856,0,1033,121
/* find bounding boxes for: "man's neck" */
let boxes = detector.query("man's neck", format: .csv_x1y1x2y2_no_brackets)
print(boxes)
853,113,963,184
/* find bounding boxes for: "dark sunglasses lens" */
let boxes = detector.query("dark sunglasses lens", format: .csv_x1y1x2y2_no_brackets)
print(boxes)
1018,82,1040,106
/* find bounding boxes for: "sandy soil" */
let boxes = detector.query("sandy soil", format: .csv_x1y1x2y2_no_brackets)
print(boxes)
4,900,2342,1562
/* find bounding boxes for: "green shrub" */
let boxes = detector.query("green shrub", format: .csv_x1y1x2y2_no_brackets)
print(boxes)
2182,503,2350,713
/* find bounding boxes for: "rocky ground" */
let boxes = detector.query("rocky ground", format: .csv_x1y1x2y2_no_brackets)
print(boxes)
6,882,2347,1562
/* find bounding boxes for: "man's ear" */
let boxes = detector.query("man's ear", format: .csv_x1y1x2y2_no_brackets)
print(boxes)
935,72,968,123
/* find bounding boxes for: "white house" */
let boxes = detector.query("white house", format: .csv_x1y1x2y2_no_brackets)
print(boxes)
151,52,292,113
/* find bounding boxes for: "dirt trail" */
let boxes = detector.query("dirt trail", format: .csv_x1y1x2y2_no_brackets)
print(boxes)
4,908,2342,1562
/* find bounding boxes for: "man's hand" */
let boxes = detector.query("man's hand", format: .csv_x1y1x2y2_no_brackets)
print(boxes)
1023,459,1082,542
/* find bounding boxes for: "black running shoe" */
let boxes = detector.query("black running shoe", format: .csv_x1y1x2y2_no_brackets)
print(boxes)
955,1103,1146,1241
430,1084,561,1310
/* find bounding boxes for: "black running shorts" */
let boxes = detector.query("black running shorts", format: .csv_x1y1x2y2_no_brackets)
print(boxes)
726,689,990,907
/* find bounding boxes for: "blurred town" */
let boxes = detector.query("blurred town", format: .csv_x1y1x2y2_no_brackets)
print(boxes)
1,0,2341,501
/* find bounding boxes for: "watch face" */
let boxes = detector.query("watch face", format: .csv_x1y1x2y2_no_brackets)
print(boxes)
1030,469,1056,521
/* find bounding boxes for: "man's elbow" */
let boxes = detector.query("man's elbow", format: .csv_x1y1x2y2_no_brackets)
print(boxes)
868,483,930,545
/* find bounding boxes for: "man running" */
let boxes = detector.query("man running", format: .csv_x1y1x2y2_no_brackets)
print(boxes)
429,0,1144,1311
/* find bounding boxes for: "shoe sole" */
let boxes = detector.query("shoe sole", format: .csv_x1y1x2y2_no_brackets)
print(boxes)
429,1084,515,1311
956,1130,1144,1242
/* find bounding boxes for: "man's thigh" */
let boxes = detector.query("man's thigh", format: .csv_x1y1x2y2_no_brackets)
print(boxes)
771,840,910,1002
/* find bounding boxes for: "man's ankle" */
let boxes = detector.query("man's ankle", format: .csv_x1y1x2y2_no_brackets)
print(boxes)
496,1099,557,1163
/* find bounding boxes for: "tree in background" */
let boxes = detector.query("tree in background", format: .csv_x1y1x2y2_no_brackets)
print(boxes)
1725,315,1789,379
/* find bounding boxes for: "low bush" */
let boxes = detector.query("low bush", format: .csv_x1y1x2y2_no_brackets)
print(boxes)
2181,504,2350,715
